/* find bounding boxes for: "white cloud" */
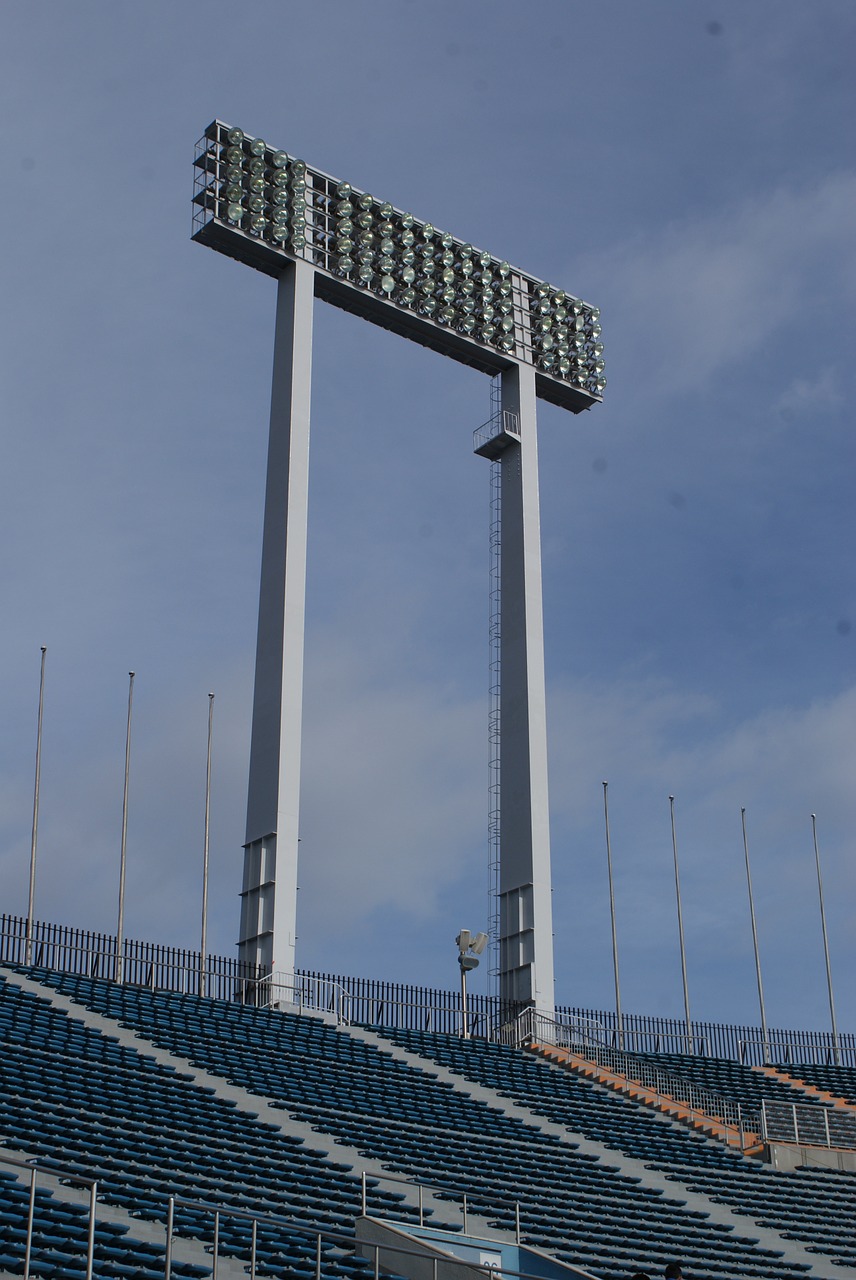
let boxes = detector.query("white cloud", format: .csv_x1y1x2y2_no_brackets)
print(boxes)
585,171,856,397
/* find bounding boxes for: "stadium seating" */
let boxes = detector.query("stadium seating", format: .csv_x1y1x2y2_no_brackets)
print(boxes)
0,1166,208,1280
377,1028,856,1273
5,967,838,1280
0,971,409,1279
774,1064,856,1108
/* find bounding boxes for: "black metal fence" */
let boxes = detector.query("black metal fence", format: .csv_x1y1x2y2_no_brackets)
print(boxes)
0,912,261,1003
1,912,853,1066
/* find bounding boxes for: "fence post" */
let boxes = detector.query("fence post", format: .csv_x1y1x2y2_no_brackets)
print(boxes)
823,1108,831,1149
419,1183,424,1227
250,1218,257,1280
23,1166,36,1280
361,1171,367,1216
315,1234,322,1280
462,1193,468,1235
85,1181,97,1280
515,1202,521,1244
212,1209,219,1280
164,1197,174,1280
792,1103,798,1145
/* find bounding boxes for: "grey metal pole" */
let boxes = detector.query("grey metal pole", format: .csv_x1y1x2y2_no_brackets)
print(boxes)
25,646,47,967
200,692,214,998
460,961,469,1040
811,814,840,1066
164,1196,174,1280
116,671,135,984
669,796,692,1053
602,782,623,1049
24,1165,36,1280
85,1181,97,1280
740,808,769,1063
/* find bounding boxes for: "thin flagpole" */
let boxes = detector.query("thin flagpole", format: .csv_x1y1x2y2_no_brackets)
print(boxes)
200,693,214,998
25,647,48,967
602,781,623,1049
669,795,692,1053
741,807,769,1063
115,672,135,985
811,814,840,1066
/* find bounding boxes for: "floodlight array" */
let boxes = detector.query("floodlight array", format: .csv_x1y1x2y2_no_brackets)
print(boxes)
193,122,605,400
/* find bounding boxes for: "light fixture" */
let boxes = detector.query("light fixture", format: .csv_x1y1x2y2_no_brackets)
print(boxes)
194,120,604,407
456,929,489,1040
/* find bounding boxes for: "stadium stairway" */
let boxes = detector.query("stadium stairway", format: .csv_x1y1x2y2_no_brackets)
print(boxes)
1,968,466,1231
756,1067,856,1112
2,969,853,1280
375,1026,856,1277
525,1042,762,1153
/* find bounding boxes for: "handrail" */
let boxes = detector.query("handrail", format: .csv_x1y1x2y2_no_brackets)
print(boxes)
168,1193,600,1280
1,1152,99,1280
760,1098,856,1151
357,1169,526,1242
236,970,354,1024
506,1009,760,1140
739,1037,856,1068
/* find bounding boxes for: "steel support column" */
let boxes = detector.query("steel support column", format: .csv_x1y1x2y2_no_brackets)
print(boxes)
240,259,315,979
498,361,555,1015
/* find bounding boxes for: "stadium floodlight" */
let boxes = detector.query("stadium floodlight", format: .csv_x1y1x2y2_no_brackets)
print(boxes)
193,121,605,1017
192,122,605,411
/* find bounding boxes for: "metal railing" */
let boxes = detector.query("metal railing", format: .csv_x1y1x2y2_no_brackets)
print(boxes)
739,1037,856,1068
357,1169,530,1244
760,1099,856,1151
236,970,353,1023
504,1009,759,1143
473,409,521,455
2,912,854,1067
0,912,261,1002
167,1194,600,1280
1,1152,99,1280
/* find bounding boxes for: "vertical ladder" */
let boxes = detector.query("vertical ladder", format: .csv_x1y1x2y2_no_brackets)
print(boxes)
487,378,502,997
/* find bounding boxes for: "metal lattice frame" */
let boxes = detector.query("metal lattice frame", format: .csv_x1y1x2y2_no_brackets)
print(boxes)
193,122,605,410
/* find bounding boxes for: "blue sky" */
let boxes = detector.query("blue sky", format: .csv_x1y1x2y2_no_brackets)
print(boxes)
1,1,854,1035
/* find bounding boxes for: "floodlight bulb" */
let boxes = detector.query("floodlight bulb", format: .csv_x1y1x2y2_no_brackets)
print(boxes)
250,138,266,156
226,127,244,145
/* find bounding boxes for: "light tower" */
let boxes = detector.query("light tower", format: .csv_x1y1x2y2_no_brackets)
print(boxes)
192,122,605,1014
